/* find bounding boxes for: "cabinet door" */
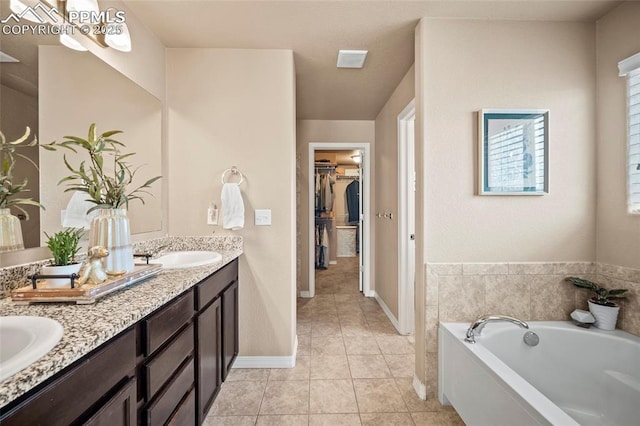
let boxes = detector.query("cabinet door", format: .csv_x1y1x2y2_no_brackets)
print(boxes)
221,281,239,381
196,297,222,423
83,377,136,426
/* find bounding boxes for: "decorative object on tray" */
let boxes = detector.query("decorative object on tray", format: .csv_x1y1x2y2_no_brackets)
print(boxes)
43,123,161,273
40,227,84,288
0,127,43,252
565,277,628,330
77,246,112,285
13,263,162,305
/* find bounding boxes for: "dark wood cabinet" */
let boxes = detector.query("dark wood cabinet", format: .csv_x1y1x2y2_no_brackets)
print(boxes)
0,328,136,426
222,280,239,381
0,258,239,426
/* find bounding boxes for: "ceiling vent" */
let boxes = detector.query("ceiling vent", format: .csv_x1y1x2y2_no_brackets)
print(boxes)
337,50,368,69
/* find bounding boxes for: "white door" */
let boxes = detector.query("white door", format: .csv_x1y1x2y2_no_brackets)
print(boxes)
358,150,364,293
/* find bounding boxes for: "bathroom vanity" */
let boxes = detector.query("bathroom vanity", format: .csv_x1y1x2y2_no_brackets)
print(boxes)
0,238,242,425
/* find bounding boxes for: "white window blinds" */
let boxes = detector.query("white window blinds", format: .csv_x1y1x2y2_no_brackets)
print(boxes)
619,52,640,214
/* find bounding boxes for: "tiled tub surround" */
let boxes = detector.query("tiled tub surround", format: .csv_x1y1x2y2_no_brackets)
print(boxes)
423,261,640,398
0,236,243,408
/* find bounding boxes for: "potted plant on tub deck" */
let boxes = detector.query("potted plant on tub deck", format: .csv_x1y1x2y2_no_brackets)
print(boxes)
41,228,84,288
565,277,628,330
43,124,161,274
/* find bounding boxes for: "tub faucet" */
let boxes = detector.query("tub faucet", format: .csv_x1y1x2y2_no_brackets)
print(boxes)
464,315,529,344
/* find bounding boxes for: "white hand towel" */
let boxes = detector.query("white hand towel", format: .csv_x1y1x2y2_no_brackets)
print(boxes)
221,183,245,230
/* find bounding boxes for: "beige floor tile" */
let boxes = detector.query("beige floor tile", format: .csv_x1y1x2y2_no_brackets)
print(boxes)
259,381,310,415
367,321,399,336
411,411,465,425
309,413,362,425
334,294,362,304
360,412,415,425
269,356,310,381
312,321,343,337
394,379,445,412
226,368,271,382
344,336,381,355
309,379,359,414
256,414,309,425
297,333,311,356
310,355,351,379
384,354,415,378
311,335,346,356
339,316,369,326
342,324,373,337
203,415,257,426
348,355,392,379
297,320,312,335
363,310,391,322
209,381,266,416
375,336,415,355
353,379,407,413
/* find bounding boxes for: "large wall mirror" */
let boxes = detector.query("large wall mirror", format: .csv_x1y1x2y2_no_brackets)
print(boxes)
0,8,163,264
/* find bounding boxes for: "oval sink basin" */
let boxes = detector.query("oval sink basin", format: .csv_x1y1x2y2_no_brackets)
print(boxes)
0,316,63,382
149,251,223,269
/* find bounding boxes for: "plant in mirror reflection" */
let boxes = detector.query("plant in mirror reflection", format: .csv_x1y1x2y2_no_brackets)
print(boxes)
0,127,44,218
42,123,161,212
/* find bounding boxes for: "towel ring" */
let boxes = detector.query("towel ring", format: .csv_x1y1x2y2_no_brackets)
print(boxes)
221,166,244,185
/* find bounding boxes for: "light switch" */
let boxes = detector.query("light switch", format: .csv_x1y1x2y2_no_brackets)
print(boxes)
255,209,271,226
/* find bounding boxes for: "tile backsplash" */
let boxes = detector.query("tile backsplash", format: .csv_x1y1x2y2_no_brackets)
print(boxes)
424,261,640,398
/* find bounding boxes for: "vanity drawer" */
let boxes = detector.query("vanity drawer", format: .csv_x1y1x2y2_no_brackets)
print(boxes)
167,387,196,426
144,291,194,356
196,259,238,310
144,358,195,426
144,323,194,399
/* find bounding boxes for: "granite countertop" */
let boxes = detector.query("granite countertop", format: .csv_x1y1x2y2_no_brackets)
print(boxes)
0,236,243,409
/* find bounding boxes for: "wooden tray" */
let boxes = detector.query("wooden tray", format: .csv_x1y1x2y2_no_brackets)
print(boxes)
11,264,163,305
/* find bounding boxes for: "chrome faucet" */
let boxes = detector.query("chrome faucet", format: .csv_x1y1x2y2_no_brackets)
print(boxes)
464,315,529,344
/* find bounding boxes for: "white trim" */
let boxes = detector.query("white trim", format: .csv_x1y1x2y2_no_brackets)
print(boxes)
374,292,402,333
398,99,416,335
364,290,375,298
413,374,427,400
308,142,372,298
618,51,640,76
329,260,337,265
233,335,298,369
299,291,312,298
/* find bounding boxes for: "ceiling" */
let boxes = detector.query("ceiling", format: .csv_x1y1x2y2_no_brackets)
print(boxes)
1,1,623,120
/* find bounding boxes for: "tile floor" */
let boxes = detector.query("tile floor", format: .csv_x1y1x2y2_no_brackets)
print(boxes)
205,258,465,425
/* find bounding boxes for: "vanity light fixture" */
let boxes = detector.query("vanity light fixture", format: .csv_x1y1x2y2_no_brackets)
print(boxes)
337,50,368,69
105,21,132,52
60,33,88,51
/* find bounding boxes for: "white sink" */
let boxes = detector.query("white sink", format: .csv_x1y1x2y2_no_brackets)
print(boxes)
149,251,223,269
0,316,63,382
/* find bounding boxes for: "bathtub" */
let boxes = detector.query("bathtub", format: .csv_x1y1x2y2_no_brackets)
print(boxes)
439,321,640,426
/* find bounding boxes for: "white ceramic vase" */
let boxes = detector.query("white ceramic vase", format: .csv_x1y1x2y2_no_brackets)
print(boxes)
40,263,82,288
0,208,24,253
89,208,134,274
588,300,620,331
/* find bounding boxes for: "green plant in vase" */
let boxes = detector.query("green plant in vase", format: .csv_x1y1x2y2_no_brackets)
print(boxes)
43,123,161,274
0,127,43,252
41,228,85,288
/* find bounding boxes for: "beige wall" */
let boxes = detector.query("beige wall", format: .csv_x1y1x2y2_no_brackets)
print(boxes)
167,49,297,358
0,84,39,248
418,18,597,398
39,46,162,241
296,120,375,295
423,20,596,263
595,1,640,270
373,65,415,319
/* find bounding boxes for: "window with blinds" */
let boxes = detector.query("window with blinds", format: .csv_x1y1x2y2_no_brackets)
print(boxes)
627,70,640,213
620,52,640,214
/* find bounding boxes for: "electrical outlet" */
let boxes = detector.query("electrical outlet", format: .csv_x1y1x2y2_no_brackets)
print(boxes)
255,209,271,226
207,205,219,225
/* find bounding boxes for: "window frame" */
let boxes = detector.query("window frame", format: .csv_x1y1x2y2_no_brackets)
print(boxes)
619,52,640,214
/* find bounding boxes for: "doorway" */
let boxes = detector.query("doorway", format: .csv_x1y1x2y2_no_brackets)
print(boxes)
308,143,371,298
398,100,416,334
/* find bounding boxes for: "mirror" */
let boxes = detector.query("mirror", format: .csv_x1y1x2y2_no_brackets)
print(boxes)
0,7,162,259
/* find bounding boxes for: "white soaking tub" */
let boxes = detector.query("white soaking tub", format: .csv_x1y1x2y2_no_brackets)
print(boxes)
439,321,640,426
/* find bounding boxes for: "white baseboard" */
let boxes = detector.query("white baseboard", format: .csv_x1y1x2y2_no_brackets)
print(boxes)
374,292,401,333
364,290,375,298
233,336,297,369
329,260,337,265
299,291,312,298
413,374,427,400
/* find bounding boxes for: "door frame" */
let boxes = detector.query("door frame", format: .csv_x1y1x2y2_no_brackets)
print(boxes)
307,142,372,298
398,100,416,334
